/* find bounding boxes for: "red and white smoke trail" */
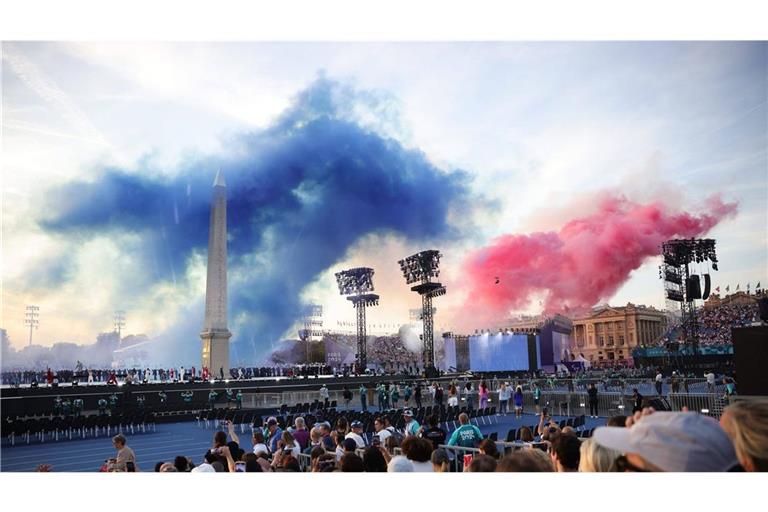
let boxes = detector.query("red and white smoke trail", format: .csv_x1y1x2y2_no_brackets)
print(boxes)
460,194,737,325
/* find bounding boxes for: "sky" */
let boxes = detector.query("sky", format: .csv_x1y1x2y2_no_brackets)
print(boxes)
1,41,766,364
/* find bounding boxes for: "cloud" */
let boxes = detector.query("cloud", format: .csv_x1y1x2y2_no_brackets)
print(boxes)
459,193,738,329
37,75,474,364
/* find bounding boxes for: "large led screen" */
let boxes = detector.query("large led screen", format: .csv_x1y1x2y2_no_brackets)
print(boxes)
468,333,531,372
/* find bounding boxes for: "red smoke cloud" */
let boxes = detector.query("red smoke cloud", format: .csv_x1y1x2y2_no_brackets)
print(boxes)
461,194,737,324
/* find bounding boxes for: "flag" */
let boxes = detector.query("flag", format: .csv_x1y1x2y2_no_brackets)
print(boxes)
716,286,720,293
747,283,751,290
758,281,761,288
726,285,730,292
737,284,740,291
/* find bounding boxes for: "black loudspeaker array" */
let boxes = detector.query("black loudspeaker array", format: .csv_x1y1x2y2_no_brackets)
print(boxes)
702,274,711,300
686,275,702,300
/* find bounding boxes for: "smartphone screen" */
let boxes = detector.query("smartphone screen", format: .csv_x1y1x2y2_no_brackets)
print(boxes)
235,462,246,472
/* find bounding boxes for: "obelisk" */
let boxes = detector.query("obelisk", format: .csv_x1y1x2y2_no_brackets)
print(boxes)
200,169,232,378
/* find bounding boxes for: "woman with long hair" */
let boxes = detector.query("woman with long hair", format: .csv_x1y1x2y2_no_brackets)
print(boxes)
479,381,489,410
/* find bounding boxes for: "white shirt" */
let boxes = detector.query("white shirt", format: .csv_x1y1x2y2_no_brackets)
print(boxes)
706,373,715,385
320,387,329,399
376,428,392,443
191,463,216,473
410,460,434,472
253,443,269,456
655,374,662,382
345,432,366,448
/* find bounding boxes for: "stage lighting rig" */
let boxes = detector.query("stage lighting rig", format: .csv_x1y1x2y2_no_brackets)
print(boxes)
398,249,446,373
335,267,379,370
659,238,719,352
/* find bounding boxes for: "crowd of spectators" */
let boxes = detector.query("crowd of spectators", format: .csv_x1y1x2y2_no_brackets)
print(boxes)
94,397,768,473
656,302,760,347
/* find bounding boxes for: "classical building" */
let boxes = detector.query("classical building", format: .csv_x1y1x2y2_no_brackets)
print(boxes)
703,291,762,310
570,303,667,363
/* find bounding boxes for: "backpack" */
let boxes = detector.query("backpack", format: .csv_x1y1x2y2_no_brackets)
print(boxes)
386,426,404,444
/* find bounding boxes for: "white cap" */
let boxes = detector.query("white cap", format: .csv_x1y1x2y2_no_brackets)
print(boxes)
593,412,738,472
387,455,414,472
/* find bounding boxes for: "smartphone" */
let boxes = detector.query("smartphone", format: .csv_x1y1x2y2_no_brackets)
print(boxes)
372,435,381,446
463,454,473,467
235,461,246,472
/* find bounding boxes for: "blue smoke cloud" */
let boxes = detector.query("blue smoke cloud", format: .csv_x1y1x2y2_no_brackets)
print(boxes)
39,75,473,363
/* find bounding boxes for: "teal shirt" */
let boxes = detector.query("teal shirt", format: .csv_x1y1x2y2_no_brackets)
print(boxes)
447,424,484,448
405,419,420,436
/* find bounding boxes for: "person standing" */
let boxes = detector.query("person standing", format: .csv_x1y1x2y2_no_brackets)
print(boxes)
87,368,94,385
403,410,421,437
342,386,353,410
631,388,643,414
465,382,475,411
111,434,137,471
655,371,664,396
533,383,542,413
706,371,716,393
498,383,510,415
208,389,217,410
587,383,599,418
391,384,400,409
513,385,524,418
479,381,489,410
448,384,459,407
404,384,412,407
319,384,330,408
376,383,386,411
359,384,368,412
414,382,422,409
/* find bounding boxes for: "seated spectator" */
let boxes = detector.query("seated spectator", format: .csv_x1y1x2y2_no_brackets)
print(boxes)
420,414,447,450
478,438,500,459
159,462,177,472
154,462,164,472
446,413,483,448
173,456,191,472
309,446,326,472
345,421,367,448
387,455,414,472
384,435,401,455
401,437,433,472
607,415,627,427
340,453,365,472
362,446,388,472
276,455,300,472
720,398,768,472
431,448,451,472
550,434,581,472
315,453,337,472
252,431,269,456
578,438,621,472
497,449,554,472
291,416,310,451
279,430,301,459
518,426,534,443
593,410,738,471
191,451,217,473
468,454,497,472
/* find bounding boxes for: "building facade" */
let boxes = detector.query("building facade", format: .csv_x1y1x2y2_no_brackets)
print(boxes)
571,303,667,363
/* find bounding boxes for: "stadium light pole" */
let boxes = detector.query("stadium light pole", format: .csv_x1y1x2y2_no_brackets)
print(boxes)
24,305,40,347
335,268,379,371
398,250,446,375
114,310,126,341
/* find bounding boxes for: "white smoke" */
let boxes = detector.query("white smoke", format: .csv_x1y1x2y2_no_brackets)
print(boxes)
398,324,422,353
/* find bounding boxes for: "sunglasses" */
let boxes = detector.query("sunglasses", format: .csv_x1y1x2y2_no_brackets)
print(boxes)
614,455,651,472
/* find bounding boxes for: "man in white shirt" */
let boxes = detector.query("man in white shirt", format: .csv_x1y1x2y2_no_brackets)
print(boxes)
655,372,663,396
319,384,330,408
191,451,218,472
706,371,716,393
345,421,367,448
